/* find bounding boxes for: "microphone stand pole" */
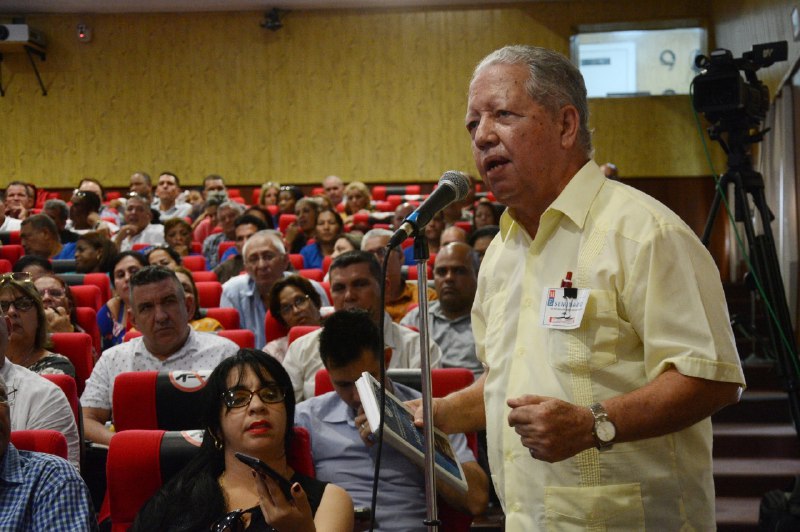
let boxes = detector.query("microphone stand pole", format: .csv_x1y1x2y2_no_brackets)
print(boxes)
412,234,440,530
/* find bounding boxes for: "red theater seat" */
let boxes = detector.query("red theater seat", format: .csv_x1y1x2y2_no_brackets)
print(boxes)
288,325,320,345
190,270,218,283
107,427,314,532
0,244,24,265
70,284,103,312
10,430,68,460
264,310,288,344
194,281,222,308
49,332,94,395
288,254,304,270
218,329,255,349
182,255,207,272
299,268,324,282
204,307,239,329
217,241,235,262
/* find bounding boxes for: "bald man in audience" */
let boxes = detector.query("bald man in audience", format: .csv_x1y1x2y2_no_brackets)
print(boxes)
322,175,346,206
441,225,468,246
401,242,482,377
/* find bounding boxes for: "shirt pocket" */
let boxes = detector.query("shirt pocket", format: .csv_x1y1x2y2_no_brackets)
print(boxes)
547,289,619,372
544,483,644,531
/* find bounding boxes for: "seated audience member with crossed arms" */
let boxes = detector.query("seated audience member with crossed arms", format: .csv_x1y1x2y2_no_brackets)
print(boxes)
295,309,488,531
0,373,97,529
81,266,239,446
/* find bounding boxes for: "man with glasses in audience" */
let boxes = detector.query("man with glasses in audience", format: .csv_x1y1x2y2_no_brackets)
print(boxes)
0,373,97,529
282,250,441,402
0,286,81,469
81,266,238,446
361,228,437,323
220,230,329,350
114,193,165,251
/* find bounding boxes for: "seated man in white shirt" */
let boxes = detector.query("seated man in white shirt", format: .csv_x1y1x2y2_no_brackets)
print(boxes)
282,250,442,402
81,266,239,445
0,312,80,469
154,172,192,222
114,193,165,252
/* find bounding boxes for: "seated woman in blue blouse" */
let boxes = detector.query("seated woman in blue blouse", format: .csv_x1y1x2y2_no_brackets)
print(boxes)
299,209,343,270
97,251,146,351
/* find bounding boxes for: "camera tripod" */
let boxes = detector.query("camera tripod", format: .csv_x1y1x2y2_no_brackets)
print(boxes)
702,130,800,436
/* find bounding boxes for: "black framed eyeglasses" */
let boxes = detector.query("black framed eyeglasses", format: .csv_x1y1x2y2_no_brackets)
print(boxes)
210,507,255,532
221,384,287,408
279,294,311,316
0,296,36,313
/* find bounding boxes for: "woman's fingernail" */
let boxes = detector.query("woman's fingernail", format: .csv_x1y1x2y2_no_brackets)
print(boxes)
292,483,301,493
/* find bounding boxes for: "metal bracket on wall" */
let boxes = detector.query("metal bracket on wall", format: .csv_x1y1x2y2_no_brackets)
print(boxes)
0,43,47,97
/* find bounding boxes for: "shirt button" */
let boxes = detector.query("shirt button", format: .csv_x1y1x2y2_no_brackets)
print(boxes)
504,450,514,461
511,502,521,512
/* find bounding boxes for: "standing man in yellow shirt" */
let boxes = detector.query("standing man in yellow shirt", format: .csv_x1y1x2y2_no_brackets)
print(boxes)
414,45,746,530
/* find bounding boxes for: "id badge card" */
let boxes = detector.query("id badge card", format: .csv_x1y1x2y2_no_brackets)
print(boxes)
540,287,590,329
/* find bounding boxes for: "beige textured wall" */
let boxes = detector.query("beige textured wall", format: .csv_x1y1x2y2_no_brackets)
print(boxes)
2,2,715,189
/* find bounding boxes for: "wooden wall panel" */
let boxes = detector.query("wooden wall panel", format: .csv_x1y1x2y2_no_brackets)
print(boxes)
2,2,721,189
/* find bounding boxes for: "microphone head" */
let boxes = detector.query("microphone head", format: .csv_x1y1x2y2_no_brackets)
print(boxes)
439,171,471,202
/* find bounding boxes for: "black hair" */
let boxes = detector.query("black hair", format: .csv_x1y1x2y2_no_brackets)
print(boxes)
72,189,102,213
234,214,269,232
268,274,322,327
242,206,276,230
75,231,117,273
468,225,500,247
158,171,180,186
131,349,294,532
145,245,183,267
328,250,381,283
21,213,59,239
108,251,147,288
12,255,54,275
279,185,304,201
129,265,183,301
320,309,382,369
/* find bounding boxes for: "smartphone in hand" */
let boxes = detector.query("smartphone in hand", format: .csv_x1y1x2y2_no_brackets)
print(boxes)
234,452,294,500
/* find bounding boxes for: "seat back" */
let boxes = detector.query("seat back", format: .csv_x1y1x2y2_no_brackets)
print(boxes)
195,281,222,308
10,429,68,459
113,370,212,432
74,306,102,355
51,259,77,273
41,373,80,430
190,270,218,283
107,427,314,531
0,231,21,245
0,244,24,265
217,241,235,261
288,253,304,270
182,255,207,272
264,310,288,344
298,268,324,282
49,332,94,395
278,214,297,234
0,259,11,273
288,325,321,345
217,329,255,349
83,273,113,302
68,284,103,311
203,307,239,329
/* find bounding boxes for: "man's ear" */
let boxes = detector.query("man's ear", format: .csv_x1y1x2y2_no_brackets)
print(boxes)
127,305,136,329
559,105,581,149
183,292,195,321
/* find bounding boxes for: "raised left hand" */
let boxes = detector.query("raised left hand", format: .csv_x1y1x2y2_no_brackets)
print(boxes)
253,471,316,531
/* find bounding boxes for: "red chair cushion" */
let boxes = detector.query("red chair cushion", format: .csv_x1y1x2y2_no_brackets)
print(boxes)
288,325,321,345
10,429,68,459
69,284,103,312
74,306,101,355
195,281,222,308
190,271,218,283
203,307,240,329
264,311,288,344
49,332,94,395
288,254,304,270
217,329,255,349
182,255,207,272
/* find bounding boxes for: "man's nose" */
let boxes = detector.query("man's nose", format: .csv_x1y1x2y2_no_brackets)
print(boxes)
474,117,497,148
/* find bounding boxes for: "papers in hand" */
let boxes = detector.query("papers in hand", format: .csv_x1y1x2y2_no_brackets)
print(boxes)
355,371,468,494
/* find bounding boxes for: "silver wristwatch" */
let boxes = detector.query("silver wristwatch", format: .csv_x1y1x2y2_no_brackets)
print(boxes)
589,402,616,450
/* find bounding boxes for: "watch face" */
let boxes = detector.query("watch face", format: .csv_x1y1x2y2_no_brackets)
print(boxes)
596,420,616,442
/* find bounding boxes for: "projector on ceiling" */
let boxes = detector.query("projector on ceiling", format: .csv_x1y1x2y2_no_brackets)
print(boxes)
0,24,47,48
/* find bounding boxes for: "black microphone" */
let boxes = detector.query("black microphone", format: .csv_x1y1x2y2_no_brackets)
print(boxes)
387,171,470,249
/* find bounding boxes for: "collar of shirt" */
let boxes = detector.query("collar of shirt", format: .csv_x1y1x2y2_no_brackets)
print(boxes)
428,300,470,325
0,443,23,486
499,160,605,241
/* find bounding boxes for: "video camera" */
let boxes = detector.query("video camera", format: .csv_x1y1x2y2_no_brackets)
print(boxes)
692,41,787,127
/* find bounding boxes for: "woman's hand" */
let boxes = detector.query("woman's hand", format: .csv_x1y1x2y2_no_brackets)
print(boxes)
44,307,74,333
253,471,316,531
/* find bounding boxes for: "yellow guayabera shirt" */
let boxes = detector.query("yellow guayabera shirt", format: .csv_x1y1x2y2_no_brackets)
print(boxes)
474,161,745,531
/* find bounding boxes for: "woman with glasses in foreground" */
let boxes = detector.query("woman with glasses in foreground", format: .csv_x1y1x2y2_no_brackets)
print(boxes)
132,349,353,531
0,273,75,377
264,275,323,362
